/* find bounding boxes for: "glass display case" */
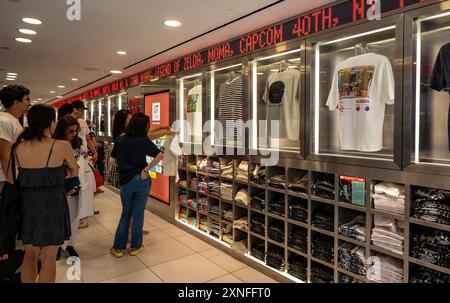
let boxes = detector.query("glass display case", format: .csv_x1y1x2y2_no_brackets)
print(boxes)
208,63,245,149
251,48,302,153
99,97,106,136
310,22,400,163
92,99,99,134
179,73,203,146
413,10,450,166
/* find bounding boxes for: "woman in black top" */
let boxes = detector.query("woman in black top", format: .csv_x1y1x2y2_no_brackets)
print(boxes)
110,113,164,257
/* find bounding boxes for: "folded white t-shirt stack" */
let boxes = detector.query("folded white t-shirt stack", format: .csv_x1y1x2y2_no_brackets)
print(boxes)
373,182,405,214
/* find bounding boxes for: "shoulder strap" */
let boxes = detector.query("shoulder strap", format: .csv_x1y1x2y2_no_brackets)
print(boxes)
45,140,57,167
5,148,18,183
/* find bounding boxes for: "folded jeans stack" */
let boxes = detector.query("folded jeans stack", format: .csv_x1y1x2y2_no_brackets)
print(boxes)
371,215,404,255
251,213,265,236
339,274,361,283
411,188,450,225
268,195,285,216
288,255,307,281
367,254,403,283
251,192,266,211
288,200,308,223
338,243,366,276
209,161,220,175
222,223,232,235
311,264,334,283
268,175,286,189
251,164,266,185
312,206,334,231
210,204,220,217
312,235,334,264
208,180,220,196
197,198,208,214
220,182,233,201
311,175,335,200
288,175,308,193
221,160,234,179
211,217,220,237
411,229,450,268
409,266,449,283
268,221,285,243
338,215,366,242
251,242,265,261
235,189,249,206
373,182,405,215
266,246,285,271
236,161,249,182
288,227,307,253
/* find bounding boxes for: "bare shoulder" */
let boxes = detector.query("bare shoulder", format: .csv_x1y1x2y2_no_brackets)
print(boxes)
54,140,71,151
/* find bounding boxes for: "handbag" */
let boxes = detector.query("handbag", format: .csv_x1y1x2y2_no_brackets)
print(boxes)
93,169,104,188
0,150,20,257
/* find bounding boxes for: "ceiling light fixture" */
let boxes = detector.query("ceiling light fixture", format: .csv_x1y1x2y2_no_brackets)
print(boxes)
50,91,55,93
56,96,63,98
18,29,37,35
57,85,65,88
15,37,32,43
117,51,127,55
71,78,78,81
110,70,122,74
7,73,17,76
6,75,17,78
6,78,15,81
22,17,42,25
164,20,181,27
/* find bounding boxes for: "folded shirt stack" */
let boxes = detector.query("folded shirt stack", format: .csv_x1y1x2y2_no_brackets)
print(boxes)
266,246,285,271
189,178,197,190
251,213,265,236
338,215,366,242
178,207,189,222
409,266,449,283
236,161,249,182
288,175,308,193
222,210,234,221
411,229,450,268
288,255,307,281
199,216,208,232
311,175,335,200
208,180,220,196
312,235,334,264
187,215,197,227
177,180,187,188
197,176,207,194
198,158,208,173
235,189,249,206
268,221,285,243
222,233,233,244
311,264,334,283
210,204,220,217
221,160,234,179
251,164,266,185
268,195,285,216
251,192,266,211
231,239,247,255
209,161,220,175
288,227,307,253
220,182,233,201
186,163,196,172
371,215,404,255
411,188,450,225
268,174,286,189
373,182,405,215
178,194,197,209
338,243,366,276
222,223,232,235
288,199,308,223
312,206,334,231
197,198,208,214
211,217,220,237
367,254,403,283
233,216,248,231
251,241,265,261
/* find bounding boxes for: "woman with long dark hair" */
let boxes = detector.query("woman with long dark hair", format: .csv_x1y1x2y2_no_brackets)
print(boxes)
13,105,78,283
109,113,164,257
53,115,84,259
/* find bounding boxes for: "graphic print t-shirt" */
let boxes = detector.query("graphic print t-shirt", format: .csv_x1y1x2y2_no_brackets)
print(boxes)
326,53,395,152
186,84,202,142
263,68,300,141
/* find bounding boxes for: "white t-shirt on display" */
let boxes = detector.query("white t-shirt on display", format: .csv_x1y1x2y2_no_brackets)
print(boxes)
78,118,89,148
185,84,202,142
263,68,300,141
326,53,395,152
0,112,23,181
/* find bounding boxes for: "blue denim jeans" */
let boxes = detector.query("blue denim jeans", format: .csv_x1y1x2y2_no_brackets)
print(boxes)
113,174,151,250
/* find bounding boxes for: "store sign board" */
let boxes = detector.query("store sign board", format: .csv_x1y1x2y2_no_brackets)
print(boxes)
53,0,426,107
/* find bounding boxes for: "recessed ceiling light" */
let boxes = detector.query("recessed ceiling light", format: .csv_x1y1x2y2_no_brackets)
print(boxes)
56,96,63,98
71,78,78,81
164,20,181,27
18,29,37,35
15,37,32,43
6,75,17,78
117,51,127,55
50,91,55,93
57,85,65,88
7,73,17,76
22,17,42,25
6,78,15,81
37,98,42,101
110,70,122,74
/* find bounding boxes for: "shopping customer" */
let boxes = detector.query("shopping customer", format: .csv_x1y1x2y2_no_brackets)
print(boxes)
0,85,30,189
110,113,164,257
13,105,78,283
53,116,85,258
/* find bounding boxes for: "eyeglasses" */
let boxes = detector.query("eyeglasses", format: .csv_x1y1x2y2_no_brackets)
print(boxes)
68,129,79,134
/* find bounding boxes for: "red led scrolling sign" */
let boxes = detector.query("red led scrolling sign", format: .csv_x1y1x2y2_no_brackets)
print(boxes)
53,0,427,107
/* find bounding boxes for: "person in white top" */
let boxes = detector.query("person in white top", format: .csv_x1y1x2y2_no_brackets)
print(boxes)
0,85,30,189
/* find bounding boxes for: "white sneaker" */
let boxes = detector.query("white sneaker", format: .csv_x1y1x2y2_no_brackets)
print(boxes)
79,220,89,229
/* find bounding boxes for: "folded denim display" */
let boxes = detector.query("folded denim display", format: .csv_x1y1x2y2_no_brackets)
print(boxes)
312,235,334,264
409,266,449,283
339,274,361,283
209,161,220,174
288,227,307,253
235,189,249,206
412,188,450,225
211,217,220,237
251,192,266,211
288,175,308,193
236,161,249,182
233,216,248,231
311,263,334,283
268,221,285,243
338,215,366,242
210,204,220,216
222,210,234,221
220,182,233,201
312,175,335,200
288,200,308,223
268,175,286,189
198,158,208,173
268,195,285,216
251,164,266,184
411,229,450,268
251,213,265,236
197,198,208,214
231,239,248,255
251,242,265,261
266,246,285,271
221,161,234,179
338,243,366,276
367,254,403,283
373,182,405,215
208,180,220,196
288,255,307,281
312,206,334,231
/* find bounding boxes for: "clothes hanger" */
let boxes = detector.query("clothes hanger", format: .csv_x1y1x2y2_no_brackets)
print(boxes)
279,60,289,72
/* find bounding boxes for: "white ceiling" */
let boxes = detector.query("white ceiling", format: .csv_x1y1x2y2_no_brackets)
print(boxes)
0,0,335,103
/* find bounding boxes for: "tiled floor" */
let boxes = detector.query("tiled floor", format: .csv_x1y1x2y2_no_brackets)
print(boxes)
56,188,278,283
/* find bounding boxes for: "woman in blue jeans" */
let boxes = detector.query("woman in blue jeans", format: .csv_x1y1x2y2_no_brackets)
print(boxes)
109,113,164,257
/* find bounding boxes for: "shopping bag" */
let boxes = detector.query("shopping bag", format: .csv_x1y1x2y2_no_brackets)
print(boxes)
93,169,104,188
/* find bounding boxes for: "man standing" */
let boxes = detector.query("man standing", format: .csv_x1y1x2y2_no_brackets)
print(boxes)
0,85,30,189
